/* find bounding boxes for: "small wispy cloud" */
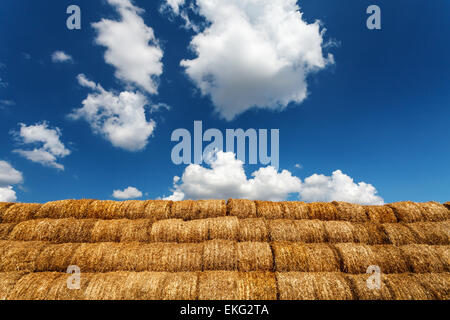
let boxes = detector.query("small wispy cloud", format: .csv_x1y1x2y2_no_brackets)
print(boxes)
51,51,73,63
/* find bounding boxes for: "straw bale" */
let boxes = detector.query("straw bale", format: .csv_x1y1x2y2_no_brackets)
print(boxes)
86,200,117,219
9,219,96,243
117,201,148,220
91,219,134,242
238,218,269,242
198,271,276,300
171,200,226,220
143,200,172,221
371,245,409,273
237,242,273,272
35,200,93,220
346,274,393,300
307,202,338,221
35,243,80,272
364,205,397,223
387,202,424,223
208,216,239,241
150,219,183,242
400,244,445,273
405,222,450,245
412,273,450,300
0,272,28,300
277,273,353,300
335,243,377,274
354,223,390,245
434,246,449,271
0,240,48,272
332,202,368,222
444,202,450,210
382,223,418,246
0,202,14,222
119,219,153,242
255,201,284,219
281,201,309,220
7,272,62,300
269,219,325,243
2,203,42,223
272,242,340,272
415,202,449,222
324,221,355,243
227,199,257,219
0,223,16,240
203,240,237,271
384,273,434,300
268,220,298,242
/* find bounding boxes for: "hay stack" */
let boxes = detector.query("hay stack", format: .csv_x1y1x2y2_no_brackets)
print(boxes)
0,223,16,240
198,271,277,300
332,202,368,222
400,244,445,273
255,201,284,219
324,221,355,243
143,200,172,221
405,222,450,245
272,243,340,272
91,219,152,243
281,202,309,220
203,240,237,271
335,243,376,274
269,220,325,242
237,242,273,272
86,200,117,219
434,246,450,271
7,272,63,300
238,218,269,242
227,199,257,219
208,216,239,241
0,202,14,222
371,245,409,274
2,203,42,223
381,223,418,246
35,243,80,272
412,273,450,300
268,220,298,242
0,272,28,299
388,202,424,223
277,273,353,300
307,203,338,221
35,200,93,220
346,274,393,300
171,200,226,220
0,240,48,272
384,273,435,300
364,205,397,223
415,202,449,222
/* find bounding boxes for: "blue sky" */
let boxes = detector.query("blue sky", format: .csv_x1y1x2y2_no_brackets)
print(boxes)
0,0,449,204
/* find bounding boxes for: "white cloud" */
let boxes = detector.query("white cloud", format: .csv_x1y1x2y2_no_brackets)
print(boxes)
0,77,7,88
0,161,23,203
113,186,143,199
0,186,16,202
168,0,332,120
295,163,303,169
164,152,384,205
93,0,163,94
165,0,185,14
12,122,71,170
164,151,301,201
69,74,156,152
299,170,384,205
51,51,73,63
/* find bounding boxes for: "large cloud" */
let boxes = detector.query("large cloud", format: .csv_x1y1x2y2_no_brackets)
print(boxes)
166,0,332,120
93,0,163,94
0,161,24,202
164,151,384,205
12,122,71,170
69,74,156,152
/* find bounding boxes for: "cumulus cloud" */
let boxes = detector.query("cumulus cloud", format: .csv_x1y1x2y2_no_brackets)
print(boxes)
12,122,71,170
51,51,73,63
0,161,24,202
166,0,332,120
113,186,143,199
93,0,163,94
299,170,384,205
164,152,384,205
69,74,156,152
164,151,302,201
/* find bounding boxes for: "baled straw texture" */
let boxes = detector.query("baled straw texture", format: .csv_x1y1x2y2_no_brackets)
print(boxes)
281,201,309,220
237,242,273,272
412,273,450,300
364,205,397,223
198,271,277,300
227,199,257,218
91,219,152,243
0,272,28,300
414,202,449,222
404,222,450,245
2,203,42,223
143,200,172,221
332,202,368,222
381,223,420,246
387,202,443,223
171,200,226,220
238,218,269,242
384,273,435,300
0,223,16,240
0,202,14,222
346,274,393,300
444,202,450,210
268,220,326,243
35,200,93,220
400,244,446,273
307,203,338,221
277,272,353,300
255,201,284,219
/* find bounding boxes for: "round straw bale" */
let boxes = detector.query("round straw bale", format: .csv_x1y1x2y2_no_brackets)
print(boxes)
118,201,148,220
335,243,376,274
415,202,449,222
0,272,28,300
9,218,96,243
227,199,257,219
0,202,14,222
255,201,284,219
2,203,42,223
172,200,226,220
268,220,298,242
364,205,397,223
0,223,16,240
371,245,409,274
405,222,450,245
178,219,209,242
159,272,199,300
412,273,450,300
238,218,269,242
91,219,131,242
332,202,368,222
0,240,48,272
434,246,450,271
208,216,239,241
35,243,80,272
120,219,153,242
346,274,393,300
86,200,117,219
400,244,445,273
237,242,273,272
143,200,172,221
35,200,94,220
238,272,277,300
307,202,338,221
150,219,183,242
7,272,62,300
387,202,424,223
281,201,309,220
203,240,237,271
293,220,326,243
44,272,91,300
384,273,434,300
324,221,355,243
113,272,170,300
312,272,354,300
357,223,390,245
381,223,419,246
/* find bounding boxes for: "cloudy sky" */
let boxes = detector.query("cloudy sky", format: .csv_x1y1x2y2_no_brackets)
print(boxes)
0,0,449,204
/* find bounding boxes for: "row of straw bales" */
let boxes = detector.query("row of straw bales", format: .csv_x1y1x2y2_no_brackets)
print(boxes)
0,240,447,274
1,200,448,223
0,271,448,300
2,217,448,245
